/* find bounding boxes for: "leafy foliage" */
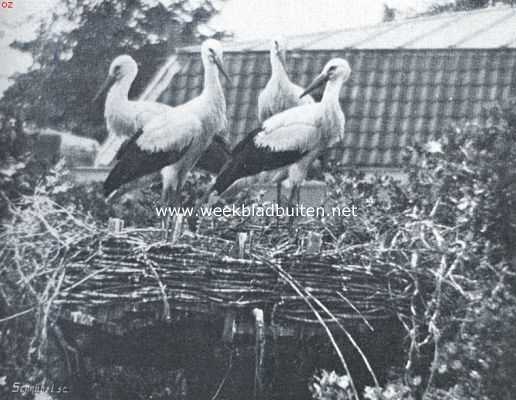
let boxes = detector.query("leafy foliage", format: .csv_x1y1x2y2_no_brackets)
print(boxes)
427,0,490,13
308,105,516,400
384,0,516,19
310,370,355,400
0,111,48,220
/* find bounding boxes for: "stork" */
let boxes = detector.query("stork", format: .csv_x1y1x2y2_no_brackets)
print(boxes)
93,54,230,174
103,39,230,237
93,55,171,167
254,37,315,204
258,36,314,123
209,58,351,223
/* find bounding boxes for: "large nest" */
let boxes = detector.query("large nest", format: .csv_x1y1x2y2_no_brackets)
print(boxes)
1,190,456,335
0,189,461,399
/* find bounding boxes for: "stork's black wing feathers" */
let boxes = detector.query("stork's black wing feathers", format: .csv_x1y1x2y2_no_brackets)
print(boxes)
211,128,307,195
211,134,232,156
195,134,231,175
104,129,192,197
114,129,145,161
230,127,261,155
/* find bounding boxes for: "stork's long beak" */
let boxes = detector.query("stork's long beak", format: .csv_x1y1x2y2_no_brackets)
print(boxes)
213,55,231,84
93,74,116,103
300,72,329,98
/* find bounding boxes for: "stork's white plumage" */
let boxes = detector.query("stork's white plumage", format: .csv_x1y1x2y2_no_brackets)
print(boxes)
104,40,229,221
251,37,315,202
93,55,172,167
211,58,351,214
258,37,314,123
94,55,230,173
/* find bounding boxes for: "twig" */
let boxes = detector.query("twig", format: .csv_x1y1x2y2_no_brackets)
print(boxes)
0,307,35,323
210,347,234,400
255,255,360,400
423,255,446,398
336,292,374,331
61,266,111,293
308,290,380,389
136,248,171,321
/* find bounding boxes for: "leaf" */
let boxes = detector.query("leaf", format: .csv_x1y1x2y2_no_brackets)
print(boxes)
424,140,443,154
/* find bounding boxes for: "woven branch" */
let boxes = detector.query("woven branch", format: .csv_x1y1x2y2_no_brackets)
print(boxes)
54,231,435,331
1,193,457,341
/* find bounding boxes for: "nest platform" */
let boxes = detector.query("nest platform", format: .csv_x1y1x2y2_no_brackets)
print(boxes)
57,228,421,337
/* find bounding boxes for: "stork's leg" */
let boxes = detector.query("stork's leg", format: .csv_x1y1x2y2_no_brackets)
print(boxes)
287,183,298,209
275,181,283,229
168,174,188,242
276,181,282,207
273,169,288,207
163,187,178,241
160,185,170,234
273,169,288,227
287,183,299,230
161,166,184,241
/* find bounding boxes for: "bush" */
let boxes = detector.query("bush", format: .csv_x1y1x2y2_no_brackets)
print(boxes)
311,106,516,400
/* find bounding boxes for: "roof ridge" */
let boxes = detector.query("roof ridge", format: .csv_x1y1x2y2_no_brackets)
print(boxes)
396,13,463,48
257,4,512,42
451,6,516,47
385,2,513,26
179,4,514,52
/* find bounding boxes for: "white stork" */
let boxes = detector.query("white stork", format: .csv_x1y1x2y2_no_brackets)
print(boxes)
223,36,314,202
210,58,351,221
256,36,315,204
103,39,230,233
93,54,230,173
258,36,314,123
93,55,169,167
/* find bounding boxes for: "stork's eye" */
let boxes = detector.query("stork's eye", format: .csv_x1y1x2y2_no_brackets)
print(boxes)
113,65,121,76
327,65,337,79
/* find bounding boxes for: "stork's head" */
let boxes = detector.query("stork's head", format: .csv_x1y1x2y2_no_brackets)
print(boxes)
201,39,231,82
109,55,138,80
300,58,351,98
93,55,138,102
270,36,287,69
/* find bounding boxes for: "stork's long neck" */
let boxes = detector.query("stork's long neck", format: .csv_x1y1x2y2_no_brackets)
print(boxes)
202,62,224,103
106,75,133,110
321,78,344,108
270,51,288,83
320,78,345,132
200,61,226,133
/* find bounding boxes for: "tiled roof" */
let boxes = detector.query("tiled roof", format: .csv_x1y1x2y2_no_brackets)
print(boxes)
152,48,516,167
142,6,516,168
183,5,516,51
